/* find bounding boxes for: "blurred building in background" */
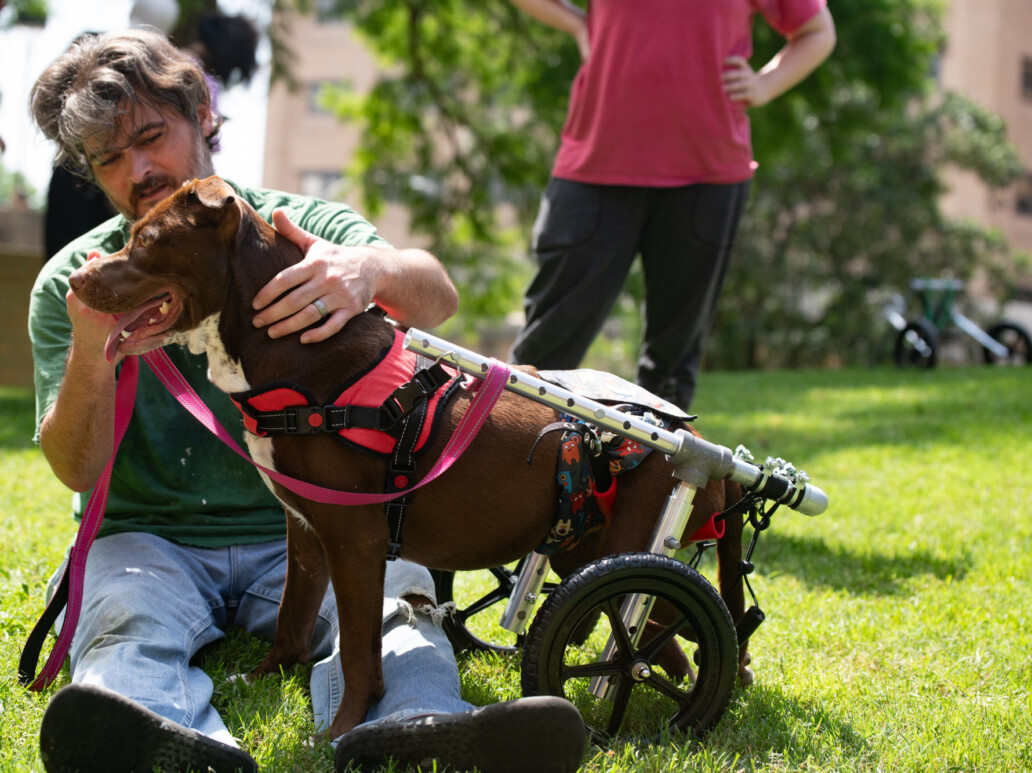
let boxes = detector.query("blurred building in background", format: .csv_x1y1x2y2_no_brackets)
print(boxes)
939,0,1032,265
261,8,416,247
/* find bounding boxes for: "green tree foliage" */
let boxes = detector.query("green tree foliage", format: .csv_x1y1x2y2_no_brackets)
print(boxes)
312,0,1024,366
718,0,1026,368
314,0,576,327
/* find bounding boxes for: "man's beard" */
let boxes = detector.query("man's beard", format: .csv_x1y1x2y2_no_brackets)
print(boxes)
122,142,216,221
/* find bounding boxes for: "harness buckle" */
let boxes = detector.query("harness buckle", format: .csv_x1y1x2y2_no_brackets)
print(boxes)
381,380,429,427
284,405,330,435
381,363,452,429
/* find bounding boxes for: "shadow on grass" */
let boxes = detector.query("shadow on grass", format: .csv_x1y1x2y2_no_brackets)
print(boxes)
197,629,337,771
715,682,876,769
750,530,971,594
0,389,37,451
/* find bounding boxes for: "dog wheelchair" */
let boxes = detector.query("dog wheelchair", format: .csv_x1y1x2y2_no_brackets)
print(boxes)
403,330,828,743
890,277,1032,368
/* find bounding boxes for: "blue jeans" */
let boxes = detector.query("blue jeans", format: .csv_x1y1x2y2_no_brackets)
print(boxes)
48,532,472,747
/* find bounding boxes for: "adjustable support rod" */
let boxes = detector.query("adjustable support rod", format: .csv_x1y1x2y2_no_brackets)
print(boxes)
404,330,828,516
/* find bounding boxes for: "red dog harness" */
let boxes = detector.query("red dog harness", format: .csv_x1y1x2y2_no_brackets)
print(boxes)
230,329,462,559
231,330,460,456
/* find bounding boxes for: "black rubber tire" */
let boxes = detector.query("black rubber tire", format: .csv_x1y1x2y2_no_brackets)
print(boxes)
982,321,1032,365
520,552,738,743
432,562,557,655
894,318,938,368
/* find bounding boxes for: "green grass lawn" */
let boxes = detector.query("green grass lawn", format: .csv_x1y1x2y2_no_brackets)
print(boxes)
2,365,1031,772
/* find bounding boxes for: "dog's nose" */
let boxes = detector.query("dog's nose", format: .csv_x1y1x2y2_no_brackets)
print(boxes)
68,270,84,291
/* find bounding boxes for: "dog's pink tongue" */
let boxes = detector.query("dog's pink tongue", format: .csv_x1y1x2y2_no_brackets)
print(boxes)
103,298,167,363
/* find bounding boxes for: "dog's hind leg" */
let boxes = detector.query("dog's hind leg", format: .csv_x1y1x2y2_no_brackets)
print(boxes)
253,510,330,677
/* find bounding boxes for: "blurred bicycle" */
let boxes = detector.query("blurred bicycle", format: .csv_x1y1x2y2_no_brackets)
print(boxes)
888,278,1031,368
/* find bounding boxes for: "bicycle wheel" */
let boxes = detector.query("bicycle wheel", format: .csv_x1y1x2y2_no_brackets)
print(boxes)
894,318,938,368
521,552,738,743
982,321,1032,365
432,562,557,655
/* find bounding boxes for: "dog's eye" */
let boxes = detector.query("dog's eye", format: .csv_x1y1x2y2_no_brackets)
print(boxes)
137,234,152,248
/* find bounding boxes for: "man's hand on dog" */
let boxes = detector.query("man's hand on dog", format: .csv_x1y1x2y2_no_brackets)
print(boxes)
253,209,457,344
252,210,384,345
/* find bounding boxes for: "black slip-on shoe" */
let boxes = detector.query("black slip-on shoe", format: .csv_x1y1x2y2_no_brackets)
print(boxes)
334,695,587,773
39,683,258,773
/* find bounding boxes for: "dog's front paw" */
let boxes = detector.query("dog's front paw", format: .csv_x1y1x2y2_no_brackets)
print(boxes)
251,647,309,680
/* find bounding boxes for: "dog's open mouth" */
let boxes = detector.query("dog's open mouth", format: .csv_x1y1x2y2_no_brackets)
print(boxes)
104,292,182,362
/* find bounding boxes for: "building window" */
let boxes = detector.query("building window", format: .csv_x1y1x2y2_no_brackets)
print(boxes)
1023,56,1032,102
314,0,342,24
307,81,348,116
299,171,345,202
307,82,333,115
1017,173,1032,217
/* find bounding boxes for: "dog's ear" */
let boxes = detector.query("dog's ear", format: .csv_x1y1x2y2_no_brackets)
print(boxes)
191,175,238,211
186,176,245,242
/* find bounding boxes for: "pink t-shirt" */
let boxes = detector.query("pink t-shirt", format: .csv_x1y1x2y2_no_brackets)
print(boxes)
552,0,826,187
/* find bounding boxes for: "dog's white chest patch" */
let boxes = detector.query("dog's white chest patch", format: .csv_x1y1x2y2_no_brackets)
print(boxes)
185,314,304,527
189,314,252,395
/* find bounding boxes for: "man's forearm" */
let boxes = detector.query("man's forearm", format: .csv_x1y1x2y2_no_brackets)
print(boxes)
371,247,459,330
39,342,118,492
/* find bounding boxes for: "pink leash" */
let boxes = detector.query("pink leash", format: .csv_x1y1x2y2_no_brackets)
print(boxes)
19,356,139,690
20,349,509,690
143,348,509,505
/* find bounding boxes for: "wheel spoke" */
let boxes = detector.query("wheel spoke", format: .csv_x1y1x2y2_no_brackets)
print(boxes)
638,614,689,662
561,659,621,682
645,670,693,707
606,675,635,737
489,566,518,587
457,587,511,620
600,597,637,656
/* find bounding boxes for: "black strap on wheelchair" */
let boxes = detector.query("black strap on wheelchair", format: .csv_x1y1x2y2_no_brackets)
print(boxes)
737,495,777,645
686,493,771,647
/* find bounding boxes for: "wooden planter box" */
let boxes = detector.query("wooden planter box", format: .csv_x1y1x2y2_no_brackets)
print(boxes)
0,209,44,389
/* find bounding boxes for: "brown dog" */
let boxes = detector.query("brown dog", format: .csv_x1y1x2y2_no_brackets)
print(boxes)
68,176,749,740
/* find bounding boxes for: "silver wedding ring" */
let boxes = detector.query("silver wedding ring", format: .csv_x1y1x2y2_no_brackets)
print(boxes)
312,298,329,319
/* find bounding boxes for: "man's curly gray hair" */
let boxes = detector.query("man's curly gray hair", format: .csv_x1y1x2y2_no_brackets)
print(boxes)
30,28,221,179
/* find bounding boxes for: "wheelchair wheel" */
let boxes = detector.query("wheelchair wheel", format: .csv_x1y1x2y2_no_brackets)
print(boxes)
982,321,1032,365
431,561,557,655
894,318,938,368
520,552,738,743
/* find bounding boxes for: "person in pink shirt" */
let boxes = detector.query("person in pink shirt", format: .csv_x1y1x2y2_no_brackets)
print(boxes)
509,0,836,409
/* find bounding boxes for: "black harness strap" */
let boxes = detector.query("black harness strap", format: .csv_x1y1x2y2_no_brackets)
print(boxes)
527,418,612,490
382,356,437,560
237,357,454,561
253,403,383,436
247,361,453,437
